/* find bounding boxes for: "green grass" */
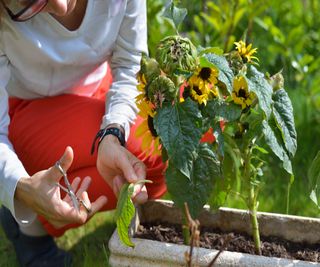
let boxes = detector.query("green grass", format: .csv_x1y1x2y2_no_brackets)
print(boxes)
0,210,116,267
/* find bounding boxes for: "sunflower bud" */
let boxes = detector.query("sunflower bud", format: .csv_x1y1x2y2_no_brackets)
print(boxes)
156,35,197,75
147,76,177,106
268,71,284,91
227,51,245,74
139,53,161,83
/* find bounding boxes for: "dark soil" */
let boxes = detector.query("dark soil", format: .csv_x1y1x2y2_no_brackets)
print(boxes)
135,221,320,263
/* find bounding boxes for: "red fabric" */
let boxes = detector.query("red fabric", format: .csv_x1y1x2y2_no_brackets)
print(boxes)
8,69,166,237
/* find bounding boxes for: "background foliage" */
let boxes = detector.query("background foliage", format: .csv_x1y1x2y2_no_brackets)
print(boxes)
147,0,320,217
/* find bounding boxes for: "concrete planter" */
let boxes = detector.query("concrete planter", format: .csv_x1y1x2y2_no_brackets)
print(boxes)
109,200,320,266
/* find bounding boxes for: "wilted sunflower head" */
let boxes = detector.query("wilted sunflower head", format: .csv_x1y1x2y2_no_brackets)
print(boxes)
139,53,161,83
156,35,197,75
147,75,177,107
234,40,258,64
232,76,256,109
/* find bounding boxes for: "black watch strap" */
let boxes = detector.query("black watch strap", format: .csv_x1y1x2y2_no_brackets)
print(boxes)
91,127,126,155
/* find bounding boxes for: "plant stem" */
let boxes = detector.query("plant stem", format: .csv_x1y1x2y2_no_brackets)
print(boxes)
286,174,294,214
182,210,191,245
244,146,261,255
249,185,261,255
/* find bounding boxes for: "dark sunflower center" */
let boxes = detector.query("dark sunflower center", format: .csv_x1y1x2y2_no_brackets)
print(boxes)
193,86,202,96
147,116,158,137
171,41,182,60
238,88,248,98
199,68,212,81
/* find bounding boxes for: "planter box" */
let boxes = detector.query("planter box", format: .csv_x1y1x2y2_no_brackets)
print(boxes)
109,200,320,267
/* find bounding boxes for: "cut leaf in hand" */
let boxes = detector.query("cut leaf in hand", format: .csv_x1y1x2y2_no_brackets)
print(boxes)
115,180,153,247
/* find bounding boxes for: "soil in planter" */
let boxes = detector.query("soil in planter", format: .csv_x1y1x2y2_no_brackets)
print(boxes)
135,221,320,263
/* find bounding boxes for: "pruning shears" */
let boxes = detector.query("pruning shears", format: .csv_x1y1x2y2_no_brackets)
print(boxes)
55,161,91,213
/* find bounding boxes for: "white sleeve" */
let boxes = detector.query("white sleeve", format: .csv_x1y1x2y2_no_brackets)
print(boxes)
102,0,148,140
0,52,36,225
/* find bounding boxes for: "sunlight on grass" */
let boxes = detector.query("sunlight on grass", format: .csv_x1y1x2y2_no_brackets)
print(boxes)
0,210,116,267
0,225,19,267
56,210,116,267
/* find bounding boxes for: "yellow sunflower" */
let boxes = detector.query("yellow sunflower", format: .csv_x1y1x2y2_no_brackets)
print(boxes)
189,67,218,94
234,40,258,63
232,76,256,109
135,100,161,156
189,85,215,105
136,73,148,102
188,67,219,105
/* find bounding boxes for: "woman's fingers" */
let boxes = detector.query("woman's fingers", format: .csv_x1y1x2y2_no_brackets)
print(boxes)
112,175,126,196
132,184,148,204
47,146,74,183
75,176,92,198
80,192,108,219
113,174,148,204
62,177,81,203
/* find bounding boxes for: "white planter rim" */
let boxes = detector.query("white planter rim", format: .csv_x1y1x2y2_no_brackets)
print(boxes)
109,200,320,267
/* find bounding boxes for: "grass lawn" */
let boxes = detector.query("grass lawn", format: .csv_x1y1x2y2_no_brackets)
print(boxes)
0,210,116,267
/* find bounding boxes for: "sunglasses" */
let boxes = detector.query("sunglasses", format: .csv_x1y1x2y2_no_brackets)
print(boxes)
1,0,48,22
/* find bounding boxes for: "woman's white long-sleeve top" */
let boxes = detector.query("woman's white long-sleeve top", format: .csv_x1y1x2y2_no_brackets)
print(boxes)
0,0,147,224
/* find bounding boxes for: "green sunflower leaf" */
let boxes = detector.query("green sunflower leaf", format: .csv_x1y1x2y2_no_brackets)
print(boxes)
199,56,216,68
203,53,234,94
198,46,224,56
154,98,202,178
272,89,297,158
247,65,273,118
262,120,292,174
162,1,187,31
308,151,320,209
115,183,135,248
166,143,221,218
204,98,242,122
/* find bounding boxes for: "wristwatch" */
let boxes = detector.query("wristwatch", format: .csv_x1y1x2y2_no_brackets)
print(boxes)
91,125,126,154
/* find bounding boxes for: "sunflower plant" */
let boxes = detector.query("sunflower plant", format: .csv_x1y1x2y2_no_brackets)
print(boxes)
115,2,297,255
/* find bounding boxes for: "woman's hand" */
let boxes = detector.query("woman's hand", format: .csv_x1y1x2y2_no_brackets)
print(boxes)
15,147,108,228
96,134,148,204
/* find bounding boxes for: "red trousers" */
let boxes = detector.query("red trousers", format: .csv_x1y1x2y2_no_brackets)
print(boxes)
8,71,166,237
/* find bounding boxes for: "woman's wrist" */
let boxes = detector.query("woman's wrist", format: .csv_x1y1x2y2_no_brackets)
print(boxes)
105,123,125,135
15,177,32,206
91,123,126,154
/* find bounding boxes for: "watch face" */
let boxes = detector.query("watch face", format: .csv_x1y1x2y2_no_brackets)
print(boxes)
104,127,126,146
91,126,126,154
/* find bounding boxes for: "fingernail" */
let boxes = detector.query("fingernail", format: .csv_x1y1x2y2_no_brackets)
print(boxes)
133,184,141,196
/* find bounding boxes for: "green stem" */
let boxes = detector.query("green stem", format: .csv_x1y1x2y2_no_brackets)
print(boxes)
286,174,294,214
243,146,261,255
249,185,261,255
182,213,190,245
